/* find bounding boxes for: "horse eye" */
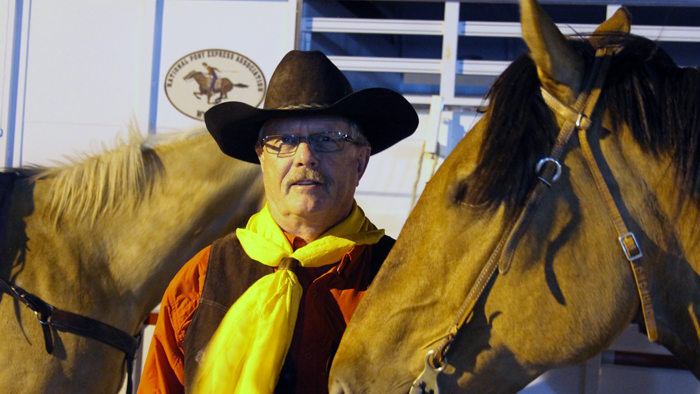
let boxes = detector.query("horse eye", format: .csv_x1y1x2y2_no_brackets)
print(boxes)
453,180,469,205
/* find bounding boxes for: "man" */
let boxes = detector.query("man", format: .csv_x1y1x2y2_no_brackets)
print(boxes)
138,50,418,394
201,62,219,93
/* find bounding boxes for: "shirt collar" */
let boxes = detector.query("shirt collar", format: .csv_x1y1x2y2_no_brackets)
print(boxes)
282,231,364,278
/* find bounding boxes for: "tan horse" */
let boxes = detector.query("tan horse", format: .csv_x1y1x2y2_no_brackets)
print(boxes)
330,1,700,393
0,127,264,393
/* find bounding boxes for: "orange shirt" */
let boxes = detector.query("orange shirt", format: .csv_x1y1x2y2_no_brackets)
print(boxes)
138,234,374,394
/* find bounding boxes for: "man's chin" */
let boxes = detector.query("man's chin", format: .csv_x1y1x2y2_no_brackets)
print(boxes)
287,202,330,217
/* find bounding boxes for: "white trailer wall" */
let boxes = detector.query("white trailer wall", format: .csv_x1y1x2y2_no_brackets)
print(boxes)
1,0,298,167
3,0,156,167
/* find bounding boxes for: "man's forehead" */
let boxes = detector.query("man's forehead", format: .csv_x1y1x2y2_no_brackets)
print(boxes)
261,115,352,135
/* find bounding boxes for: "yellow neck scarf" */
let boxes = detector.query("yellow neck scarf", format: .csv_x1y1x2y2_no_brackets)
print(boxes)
193,201,384,394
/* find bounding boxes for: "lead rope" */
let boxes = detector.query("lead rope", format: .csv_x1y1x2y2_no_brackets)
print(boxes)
410,48,634,394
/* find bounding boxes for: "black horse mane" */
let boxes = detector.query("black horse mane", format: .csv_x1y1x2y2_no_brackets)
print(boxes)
466,34,700,214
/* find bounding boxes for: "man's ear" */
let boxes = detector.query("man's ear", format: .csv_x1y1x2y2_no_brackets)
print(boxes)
356,146,371,183
256,146,265,166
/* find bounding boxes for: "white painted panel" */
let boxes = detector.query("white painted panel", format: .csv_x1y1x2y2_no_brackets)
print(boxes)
155,0,293,133
594,325,700,394
0,0,13,166
521,366,587,394
8,0,29,168
598,365,699,394
19,0,155,166
356,111,428,238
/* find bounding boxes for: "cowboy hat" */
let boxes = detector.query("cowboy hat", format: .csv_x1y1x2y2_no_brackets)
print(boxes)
204,50,419,164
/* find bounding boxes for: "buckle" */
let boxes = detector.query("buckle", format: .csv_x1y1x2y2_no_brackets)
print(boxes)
619,232,643,261
35,304,54,325
576,113,590,130
536,158,562,187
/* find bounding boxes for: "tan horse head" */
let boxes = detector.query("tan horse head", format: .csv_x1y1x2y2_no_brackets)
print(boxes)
0,127,264,393
330,0,700,393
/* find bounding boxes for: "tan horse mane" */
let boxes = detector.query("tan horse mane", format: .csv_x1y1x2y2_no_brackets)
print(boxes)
24,126,209,226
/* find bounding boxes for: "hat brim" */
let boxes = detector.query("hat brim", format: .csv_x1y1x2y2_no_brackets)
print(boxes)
205,88,418,164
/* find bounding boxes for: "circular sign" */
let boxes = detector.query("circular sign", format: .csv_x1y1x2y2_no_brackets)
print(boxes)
164,49,266,121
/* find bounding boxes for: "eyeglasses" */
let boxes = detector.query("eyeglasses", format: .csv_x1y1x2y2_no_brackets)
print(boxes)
260,131,358,157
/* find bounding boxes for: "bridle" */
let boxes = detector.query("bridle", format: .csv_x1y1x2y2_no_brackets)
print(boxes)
0,278,141,394
0,172,141,393
409,46,658,394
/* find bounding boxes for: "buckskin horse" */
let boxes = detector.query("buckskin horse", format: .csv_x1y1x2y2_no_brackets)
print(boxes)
330,1,700,393
0,127,264,394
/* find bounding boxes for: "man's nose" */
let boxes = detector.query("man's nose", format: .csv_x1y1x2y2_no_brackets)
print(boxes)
294,141,319,167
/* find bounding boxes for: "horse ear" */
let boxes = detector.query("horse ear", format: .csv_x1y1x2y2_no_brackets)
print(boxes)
520,0,584,102
590,7,631,49
594,7,631,35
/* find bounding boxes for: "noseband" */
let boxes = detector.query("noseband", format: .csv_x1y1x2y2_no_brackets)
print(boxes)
0,278,141,394
409,46,657,394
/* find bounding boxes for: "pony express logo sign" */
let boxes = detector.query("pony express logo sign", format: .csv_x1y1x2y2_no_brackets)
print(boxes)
165,50,266,120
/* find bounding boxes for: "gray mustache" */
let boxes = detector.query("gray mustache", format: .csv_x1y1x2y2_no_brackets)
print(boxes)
283,169,330,191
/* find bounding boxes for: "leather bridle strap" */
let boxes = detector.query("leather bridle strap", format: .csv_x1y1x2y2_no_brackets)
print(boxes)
0,277,141,394
576,100,657,342
539,52,657,342
498,48,615,275
430,48,616,369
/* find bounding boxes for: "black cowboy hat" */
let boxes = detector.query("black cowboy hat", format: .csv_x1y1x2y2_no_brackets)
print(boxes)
204,50,419,164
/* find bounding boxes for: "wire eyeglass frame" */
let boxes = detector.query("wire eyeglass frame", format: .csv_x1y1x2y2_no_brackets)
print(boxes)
260,131,358,157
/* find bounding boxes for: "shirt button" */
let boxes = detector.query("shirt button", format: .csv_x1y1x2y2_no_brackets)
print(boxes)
305,353,313,360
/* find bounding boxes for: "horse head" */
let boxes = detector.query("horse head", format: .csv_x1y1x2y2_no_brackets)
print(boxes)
330,0,700,393
183,70,199,80
1,128,265,393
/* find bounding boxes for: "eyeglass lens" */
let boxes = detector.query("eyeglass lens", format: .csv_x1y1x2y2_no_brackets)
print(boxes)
264,132,351,156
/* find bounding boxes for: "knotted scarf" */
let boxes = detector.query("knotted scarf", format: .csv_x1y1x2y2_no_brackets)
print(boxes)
192,201,384,394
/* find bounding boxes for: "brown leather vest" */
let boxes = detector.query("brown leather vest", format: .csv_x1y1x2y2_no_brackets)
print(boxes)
182,232,394,392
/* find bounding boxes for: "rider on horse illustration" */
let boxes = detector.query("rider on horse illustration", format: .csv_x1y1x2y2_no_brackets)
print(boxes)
202,62,220,92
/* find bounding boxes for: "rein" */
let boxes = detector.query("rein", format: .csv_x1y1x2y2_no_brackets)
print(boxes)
0,277,141,394
409,47,658,394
